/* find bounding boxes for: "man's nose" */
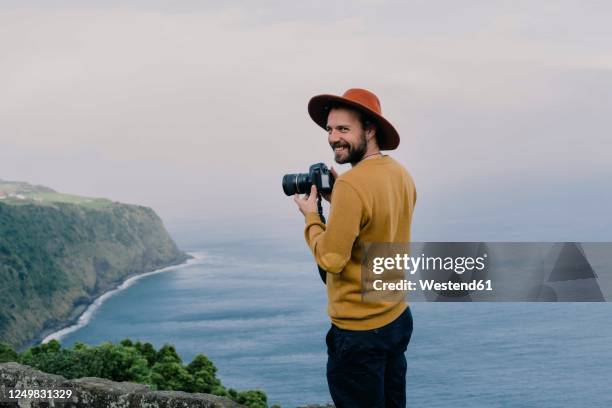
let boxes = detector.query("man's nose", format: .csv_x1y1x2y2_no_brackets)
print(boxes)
328,129,340,144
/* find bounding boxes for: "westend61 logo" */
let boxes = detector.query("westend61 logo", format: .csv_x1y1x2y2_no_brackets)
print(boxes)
362,242,611,302
370,252,491,292
361,242,493,302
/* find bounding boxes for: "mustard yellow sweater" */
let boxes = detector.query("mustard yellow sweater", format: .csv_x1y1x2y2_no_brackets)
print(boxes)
304,155,417,330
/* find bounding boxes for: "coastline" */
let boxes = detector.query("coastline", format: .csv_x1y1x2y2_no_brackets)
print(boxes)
20,251,205,351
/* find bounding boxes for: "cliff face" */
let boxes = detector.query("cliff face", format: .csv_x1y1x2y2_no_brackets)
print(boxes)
0,180,189,350
0,362,245,407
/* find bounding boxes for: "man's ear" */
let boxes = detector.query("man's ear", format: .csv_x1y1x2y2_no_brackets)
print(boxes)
366,125,377,141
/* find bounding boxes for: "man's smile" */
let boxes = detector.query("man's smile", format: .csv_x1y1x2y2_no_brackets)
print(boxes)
332,143,350,154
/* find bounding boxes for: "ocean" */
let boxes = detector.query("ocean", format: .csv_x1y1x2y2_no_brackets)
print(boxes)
47,239,612,407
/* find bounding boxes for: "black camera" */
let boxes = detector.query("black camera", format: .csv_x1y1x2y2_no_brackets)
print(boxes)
282,163,335,196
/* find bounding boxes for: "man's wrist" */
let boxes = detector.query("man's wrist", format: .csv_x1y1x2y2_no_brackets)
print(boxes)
304,211,321,223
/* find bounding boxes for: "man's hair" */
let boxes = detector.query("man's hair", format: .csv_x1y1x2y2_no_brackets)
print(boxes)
326,101,380,145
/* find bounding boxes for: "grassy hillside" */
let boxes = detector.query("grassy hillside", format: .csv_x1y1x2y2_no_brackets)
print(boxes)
0,179,111,209
0,180,189,349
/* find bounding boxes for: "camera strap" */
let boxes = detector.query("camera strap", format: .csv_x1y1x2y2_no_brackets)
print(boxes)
316,193,327,284
316,193,326,223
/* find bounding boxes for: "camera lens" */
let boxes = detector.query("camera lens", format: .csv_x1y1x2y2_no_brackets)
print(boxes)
282,173,311,196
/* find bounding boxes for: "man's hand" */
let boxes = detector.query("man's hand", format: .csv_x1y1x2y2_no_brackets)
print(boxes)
321,166,339,203
293,185,318,216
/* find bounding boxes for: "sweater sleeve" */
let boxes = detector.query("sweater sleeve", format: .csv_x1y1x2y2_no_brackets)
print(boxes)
303,179,364,274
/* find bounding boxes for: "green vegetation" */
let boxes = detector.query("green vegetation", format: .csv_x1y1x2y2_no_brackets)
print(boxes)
0,339,278,408
0,180,112,208
0,180,189,349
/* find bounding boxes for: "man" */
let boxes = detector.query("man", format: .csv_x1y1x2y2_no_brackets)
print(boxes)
293,88,417,408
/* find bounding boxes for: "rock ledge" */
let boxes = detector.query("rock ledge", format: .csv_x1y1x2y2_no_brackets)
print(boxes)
0,362,245,407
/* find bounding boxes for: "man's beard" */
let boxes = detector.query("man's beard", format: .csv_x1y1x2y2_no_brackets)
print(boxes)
332,131,367,165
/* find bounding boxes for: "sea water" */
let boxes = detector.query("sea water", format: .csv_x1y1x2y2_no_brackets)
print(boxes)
53,238,612,407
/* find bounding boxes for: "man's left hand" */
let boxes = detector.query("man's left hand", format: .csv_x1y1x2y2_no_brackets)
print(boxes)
293,185,318,216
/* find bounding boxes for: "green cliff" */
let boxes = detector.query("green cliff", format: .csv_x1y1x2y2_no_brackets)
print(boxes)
0,179,190,350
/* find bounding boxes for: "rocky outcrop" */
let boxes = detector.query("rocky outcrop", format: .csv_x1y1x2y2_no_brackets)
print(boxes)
0,362,245,407
0,180,190,350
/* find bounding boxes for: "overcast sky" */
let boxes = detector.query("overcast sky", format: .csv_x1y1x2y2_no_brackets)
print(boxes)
1,1,611,243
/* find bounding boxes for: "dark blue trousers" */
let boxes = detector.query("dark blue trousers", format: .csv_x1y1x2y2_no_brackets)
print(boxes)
326,306,413,408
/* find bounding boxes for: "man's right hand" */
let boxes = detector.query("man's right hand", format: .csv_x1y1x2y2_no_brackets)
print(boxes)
321,166,339,203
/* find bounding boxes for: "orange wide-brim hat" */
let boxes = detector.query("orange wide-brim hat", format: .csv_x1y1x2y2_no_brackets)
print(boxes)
307,88,400,150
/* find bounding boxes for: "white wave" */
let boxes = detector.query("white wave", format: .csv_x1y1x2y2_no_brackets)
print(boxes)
41,252,206,344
